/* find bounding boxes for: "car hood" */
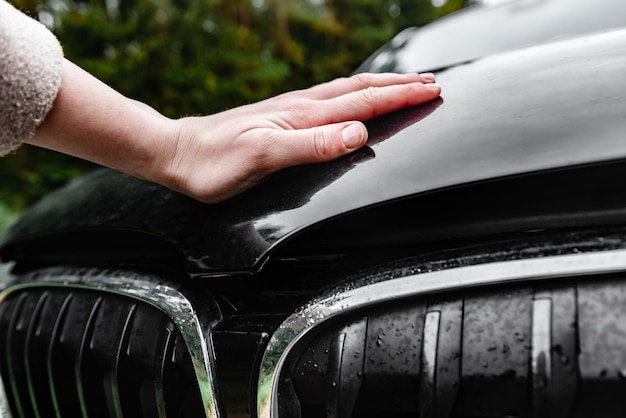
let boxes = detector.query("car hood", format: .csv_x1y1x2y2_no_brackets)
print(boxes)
2,28,626,276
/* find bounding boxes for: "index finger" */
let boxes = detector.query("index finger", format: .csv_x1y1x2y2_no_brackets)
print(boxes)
294,81,442,128
300,72,436,101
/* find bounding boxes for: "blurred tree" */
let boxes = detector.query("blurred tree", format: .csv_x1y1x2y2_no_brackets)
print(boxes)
0,0,466,234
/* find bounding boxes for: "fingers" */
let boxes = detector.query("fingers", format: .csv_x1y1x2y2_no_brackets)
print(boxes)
247,75,442,168
333,81,442,121
289,81,441,129
302,72,436,100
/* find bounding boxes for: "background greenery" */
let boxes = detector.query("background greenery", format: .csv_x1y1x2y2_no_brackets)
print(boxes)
0,0,467,237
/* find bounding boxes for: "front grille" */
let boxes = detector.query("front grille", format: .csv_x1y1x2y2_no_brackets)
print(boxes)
0,287,204,418
276,275,626,418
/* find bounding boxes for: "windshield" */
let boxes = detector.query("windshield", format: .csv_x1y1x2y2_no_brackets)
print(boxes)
357,0,626,73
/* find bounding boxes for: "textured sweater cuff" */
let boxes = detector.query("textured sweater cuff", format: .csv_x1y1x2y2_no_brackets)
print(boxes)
0,0,64,155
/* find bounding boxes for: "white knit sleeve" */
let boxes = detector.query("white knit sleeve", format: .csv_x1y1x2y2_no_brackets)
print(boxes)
0,0,63,155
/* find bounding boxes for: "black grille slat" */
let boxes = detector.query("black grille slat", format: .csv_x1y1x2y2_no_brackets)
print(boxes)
455,287,533,417
75,295,104,417
361,302,425,416
0,294,26,417
50,293,100,417
8,292,38,418
24,291,52,418
289,330,332,417
80,297,134,418
325,327,344,417
432,299,462,418
117,302,164,418
324,319,370,417
112,304,137,418
575,279,626,416
548,286,578,418
333,317,367,418
47,293,74,417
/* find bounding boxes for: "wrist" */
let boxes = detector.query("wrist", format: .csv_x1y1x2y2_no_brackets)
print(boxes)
144,116,190,193
125,104,180,184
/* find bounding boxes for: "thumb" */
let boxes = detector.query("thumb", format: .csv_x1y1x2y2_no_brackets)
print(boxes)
274,122,368,167
338,123,369,151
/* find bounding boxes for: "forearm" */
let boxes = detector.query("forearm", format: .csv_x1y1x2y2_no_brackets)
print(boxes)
26,59,175,181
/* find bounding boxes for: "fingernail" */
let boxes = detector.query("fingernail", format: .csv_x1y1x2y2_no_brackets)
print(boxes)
421,72,436,82
425,83,441,93
342,124,366,149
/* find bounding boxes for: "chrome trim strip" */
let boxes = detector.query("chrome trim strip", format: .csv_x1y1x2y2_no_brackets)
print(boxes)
0,264,14,293
0,271,220,418
532,297,552,417
0,372,13,418
422,311,440,393
419,311,440,418
258,249,626,418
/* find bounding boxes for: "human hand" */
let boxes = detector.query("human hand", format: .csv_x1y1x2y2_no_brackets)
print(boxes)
155,73,441,202
28,62,440,204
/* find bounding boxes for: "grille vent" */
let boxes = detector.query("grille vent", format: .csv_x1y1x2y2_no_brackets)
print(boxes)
0,287,204,418
278,276,626,418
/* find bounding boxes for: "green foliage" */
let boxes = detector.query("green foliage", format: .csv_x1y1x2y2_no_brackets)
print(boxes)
1,0,467,235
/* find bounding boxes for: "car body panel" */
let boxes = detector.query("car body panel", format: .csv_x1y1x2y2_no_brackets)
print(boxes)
2,27,625,276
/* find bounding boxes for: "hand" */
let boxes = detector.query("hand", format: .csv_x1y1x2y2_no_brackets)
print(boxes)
156,73,441,202
28,61,440,203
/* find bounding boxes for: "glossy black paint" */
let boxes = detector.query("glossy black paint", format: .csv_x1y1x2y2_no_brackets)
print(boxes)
2,20,626,276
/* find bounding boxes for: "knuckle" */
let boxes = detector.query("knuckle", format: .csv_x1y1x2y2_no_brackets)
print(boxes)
287,99,309,116
282,99,315,127
349,73,373,89
313,128,332,159
357,86,380,104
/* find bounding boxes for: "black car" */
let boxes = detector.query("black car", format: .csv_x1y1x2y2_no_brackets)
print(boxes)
2,0,626,416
